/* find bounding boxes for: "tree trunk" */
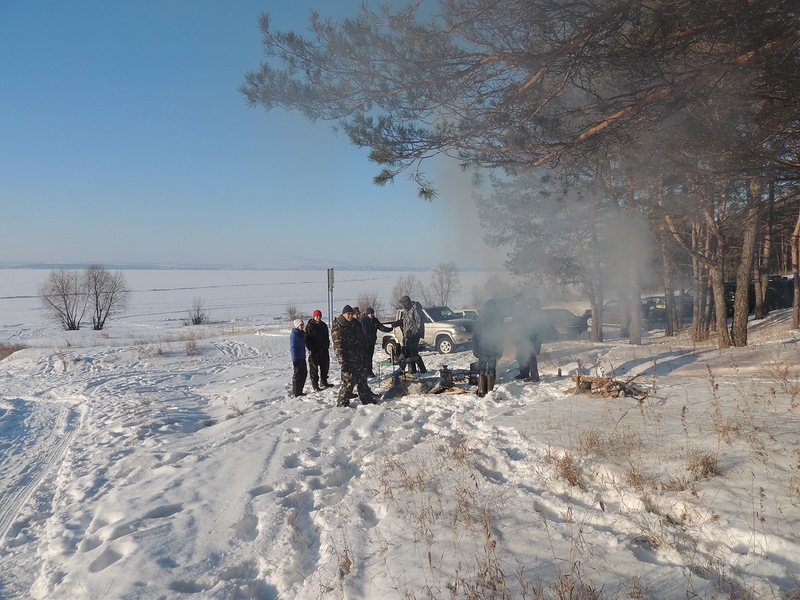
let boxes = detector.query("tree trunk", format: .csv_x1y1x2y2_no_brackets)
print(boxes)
753,182,774,320
730,183,761,347
792,210,800,329
625,174,642,345
710,266,731,348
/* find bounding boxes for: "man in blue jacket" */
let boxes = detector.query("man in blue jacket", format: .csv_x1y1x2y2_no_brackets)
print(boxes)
290,319,308,397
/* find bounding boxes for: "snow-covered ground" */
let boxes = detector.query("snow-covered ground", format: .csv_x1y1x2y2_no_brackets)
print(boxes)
1,269,799,599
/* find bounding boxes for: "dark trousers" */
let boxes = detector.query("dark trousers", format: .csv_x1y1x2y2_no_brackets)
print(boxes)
478,355,498,377
516,352,540,380
403,336,426,373
308,351,330,387
365,342,377,375
292,359,308,396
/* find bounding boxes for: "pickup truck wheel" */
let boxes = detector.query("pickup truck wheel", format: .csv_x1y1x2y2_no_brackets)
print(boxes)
436,336,454,354
385,340,400,361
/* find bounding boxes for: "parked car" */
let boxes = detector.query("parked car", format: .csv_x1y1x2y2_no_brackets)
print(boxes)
482,296,589,341
538,308,590,340
377,305,475,356
591,298,662,327
458,309,480,320
641,296,667,323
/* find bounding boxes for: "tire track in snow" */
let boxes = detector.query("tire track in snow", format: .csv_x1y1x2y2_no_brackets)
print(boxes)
0,399,86,550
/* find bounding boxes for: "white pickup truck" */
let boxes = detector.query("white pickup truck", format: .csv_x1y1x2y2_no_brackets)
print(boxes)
377,305,475,356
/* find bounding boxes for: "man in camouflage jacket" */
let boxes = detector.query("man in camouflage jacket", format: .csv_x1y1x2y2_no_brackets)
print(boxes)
392,295,427,374
332,305,379,407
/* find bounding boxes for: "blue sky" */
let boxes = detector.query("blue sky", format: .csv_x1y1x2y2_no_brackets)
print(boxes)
0,1,505,270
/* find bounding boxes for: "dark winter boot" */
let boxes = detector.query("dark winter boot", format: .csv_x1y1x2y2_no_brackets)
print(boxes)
359,388,378,405
336,389,351,407
417,357,427,374
477,374,488,397
409,362,417,374
526,356,540,382
487,373,496,391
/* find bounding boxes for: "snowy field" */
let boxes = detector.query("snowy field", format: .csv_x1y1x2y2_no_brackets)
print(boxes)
1,269,799,599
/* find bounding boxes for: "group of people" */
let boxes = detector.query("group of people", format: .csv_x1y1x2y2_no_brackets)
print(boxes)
290,303,397,407
290,293,542,405
472,296,542,397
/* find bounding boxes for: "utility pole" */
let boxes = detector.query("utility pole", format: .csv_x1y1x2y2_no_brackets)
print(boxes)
327,268,335,327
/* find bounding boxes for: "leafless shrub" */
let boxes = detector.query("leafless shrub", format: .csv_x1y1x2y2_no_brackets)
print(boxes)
186,297,208,325
185,340,199,356
0,343,27,361
284,303,303,321
39,269,87,330
227,402,245,418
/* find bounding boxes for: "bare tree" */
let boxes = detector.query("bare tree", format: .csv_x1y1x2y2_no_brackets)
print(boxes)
390,274,424,308
284,304,303,322
84,264,129,331
187,297,208,325
39,270,87,330
429,262,460,306
356,292,385,319
471,275,521,308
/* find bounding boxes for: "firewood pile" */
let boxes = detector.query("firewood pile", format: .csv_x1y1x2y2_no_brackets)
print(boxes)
568,374,650,401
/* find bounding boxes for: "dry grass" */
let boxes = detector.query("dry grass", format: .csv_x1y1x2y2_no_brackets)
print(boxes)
546,450,583,489
686,450,720,480
0,343,27,360
184,339,200,356
227,402,245,418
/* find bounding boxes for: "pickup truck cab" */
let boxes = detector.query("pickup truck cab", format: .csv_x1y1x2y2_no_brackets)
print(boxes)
378,305,475,356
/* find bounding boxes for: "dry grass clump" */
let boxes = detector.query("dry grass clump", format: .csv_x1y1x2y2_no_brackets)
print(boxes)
0,343,27,360
762,361,800,404
548,451,583,489
687,450,720,480
577,427,643,459
135,341,164,359
184,339,200,356
227,401,245,419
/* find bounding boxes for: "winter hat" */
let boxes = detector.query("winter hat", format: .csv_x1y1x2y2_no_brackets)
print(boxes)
352,307,361,315
342,304,354,314
293,319,303,328
366,307,375,315
313,309,322,318
400,295,411,305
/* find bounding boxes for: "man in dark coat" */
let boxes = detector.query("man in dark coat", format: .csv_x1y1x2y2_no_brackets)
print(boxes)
513,297,542,382
305,309,333,390
472,299,505,396
331,305,379,407
361,307,392,377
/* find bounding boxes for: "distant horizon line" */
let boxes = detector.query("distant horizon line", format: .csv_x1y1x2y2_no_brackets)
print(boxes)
0,261,501,273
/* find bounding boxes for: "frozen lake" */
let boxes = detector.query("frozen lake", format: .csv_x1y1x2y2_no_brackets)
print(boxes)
0,268,496,342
